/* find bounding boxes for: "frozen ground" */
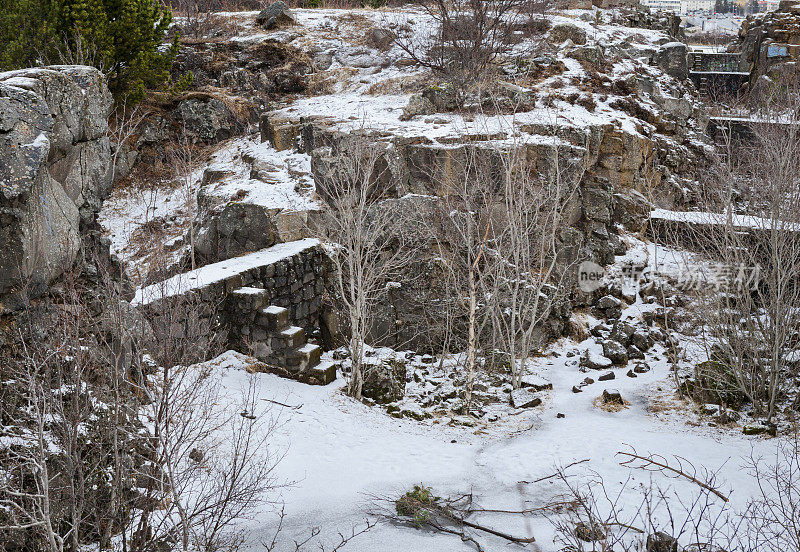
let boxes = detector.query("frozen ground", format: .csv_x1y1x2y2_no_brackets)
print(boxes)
206,341,773,552
180,236,779,551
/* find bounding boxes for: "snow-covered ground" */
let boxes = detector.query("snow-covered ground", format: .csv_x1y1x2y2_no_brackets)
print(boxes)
206,340,773,552
187,235,777,551
142,231,777,551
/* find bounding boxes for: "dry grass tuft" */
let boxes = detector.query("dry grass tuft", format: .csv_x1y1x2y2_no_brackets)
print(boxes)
306,67,361,95
593,394,631,412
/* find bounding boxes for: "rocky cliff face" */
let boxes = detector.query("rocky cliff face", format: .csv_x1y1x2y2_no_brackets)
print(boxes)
735,2,800,88
0,66,112,311
130,7,714,351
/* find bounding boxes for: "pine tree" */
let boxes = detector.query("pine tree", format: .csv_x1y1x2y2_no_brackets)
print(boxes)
59,0,184,101
0,0,186,102
0,0,60,70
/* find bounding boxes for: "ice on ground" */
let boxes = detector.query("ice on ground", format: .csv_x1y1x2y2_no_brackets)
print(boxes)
200,345,776,552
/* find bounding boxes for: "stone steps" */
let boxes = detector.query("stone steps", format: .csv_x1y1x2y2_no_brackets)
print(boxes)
229,291,336,385
261,304,289,329
304,360,338,386
279,325,306,348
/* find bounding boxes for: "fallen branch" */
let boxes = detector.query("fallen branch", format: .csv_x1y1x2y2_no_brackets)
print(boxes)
617,446,729,502
468,499,577,515
520,458,590,484
430,522,486,552
458,517,536,543
389,485,535,547
260,398,302,410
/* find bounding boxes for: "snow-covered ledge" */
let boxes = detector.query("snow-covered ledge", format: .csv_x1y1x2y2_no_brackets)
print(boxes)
133,238,320,306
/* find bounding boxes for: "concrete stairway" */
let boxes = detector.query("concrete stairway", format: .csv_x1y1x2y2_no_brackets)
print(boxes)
228,287,337,385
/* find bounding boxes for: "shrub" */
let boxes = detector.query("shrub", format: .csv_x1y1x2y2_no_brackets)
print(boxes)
395,485,440,528
392,0,549,98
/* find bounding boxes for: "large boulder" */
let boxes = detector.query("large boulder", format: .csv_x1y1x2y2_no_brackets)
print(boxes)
194,202,280,265
0,66,112,310
362,355,407,404
602,339,629,365
256,1,295,29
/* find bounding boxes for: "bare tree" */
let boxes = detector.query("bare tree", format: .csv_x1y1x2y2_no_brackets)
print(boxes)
423,144,497,410
483,136,578,389
671,77,800,422
0,250,113,552
314,135,411,400
109,101,148,184
1,349,69,552
134,367,280,552
391,0,547,95
129,269,281,552
546,453,735,552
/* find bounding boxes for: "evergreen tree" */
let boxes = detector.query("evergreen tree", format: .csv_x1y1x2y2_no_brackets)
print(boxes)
0,0,60,70
0,0,187,102
59,0,185,101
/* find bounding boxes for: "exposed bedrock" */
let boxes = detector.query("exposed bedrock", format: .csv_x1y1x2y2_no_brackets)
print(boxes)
733,3,800,98
263,107,710,210
191,147,319,267
258,95,711,350
0,66,113,311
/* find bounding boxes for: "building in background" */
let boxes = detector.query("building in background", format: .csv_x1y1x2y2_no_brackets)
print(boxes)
682,0,716,11
640,0,776,12
640,0,683,11
641,0,716,12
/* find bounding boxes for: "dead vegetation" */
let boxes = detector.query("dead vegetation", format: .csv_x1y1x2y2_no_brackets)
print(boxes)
306,67,361,95
594,394,631,412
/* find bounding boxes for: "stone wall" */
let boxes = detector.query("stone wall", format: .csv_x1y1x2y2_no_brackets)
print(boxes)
133,239,328,342
0,66,112,312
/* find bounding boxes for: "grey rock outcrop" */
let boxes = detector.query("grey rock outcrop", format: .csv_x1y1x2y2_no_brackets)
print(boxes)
0,66,112,310
176,96,239,144
256,1,295,29
655,42,688,81
734,3,800,96
194,202,280,265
